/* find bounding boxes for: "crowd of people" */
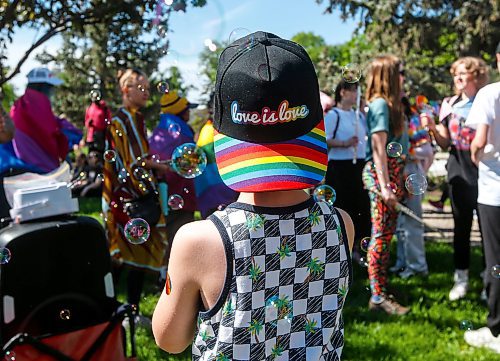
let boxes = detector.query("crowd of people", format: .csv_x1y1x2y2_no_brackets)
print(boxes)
0,32,499,358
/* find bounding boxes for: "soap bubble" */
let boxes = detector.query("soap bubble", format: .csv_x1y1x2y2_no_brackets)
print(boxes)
0,248,11,264
341,63,362,83
359,257,368,267
59,309,71,320
360,237,370,252
228,28,255,52
491,265,500,279
386,142,403,158
313,185,336,205
133,167,150,181
164,0,173,5
118,168,129,183
157,24,167,38
405,174,428,195
385,182,397,194
168,122,181,138
459,320,474,331
89,89,101,102
157,81,169,94
168,194,184,210
124,218,150,244
265,295,293,327
170,143,207,179
4,351,16,361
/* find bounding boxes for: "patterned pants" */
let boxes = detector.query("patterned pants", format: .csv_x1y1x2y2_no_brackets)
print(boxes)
362,157,405,296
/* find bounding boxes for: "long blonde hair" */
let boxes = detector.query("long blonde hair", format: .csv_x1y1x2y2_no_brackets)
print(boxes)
365,55,404,137
450,57,489,95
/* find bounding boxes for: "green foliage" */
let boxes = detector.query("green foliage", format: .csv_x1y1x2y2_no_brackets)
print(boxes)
77,202,498,360
315,0,500,99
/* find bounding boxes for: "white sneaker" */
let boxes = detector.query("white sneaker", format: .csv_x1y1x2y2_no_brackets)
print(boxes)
464,327,500,354
449,269,468,301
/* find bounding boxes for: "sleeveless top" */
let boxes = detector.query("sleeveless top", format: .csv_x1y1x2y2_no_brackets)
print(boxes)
192,198,352,361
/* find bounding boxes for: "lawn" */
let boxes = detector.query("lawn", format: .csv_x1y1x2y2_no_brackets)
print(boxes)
78,198,498,361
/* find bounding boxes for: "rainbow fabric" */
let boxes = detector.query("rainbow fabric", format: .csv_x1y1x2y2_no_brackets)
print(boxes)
214,120,328,192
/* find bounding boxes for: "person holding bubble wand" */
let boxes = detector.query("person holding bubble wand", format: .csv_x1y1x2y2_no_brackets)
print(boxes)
102,68,170,327
361,55,410,315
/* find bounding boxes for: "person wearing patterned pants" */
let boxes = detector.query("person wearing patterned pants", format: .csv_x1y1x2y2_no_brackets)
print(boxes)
363,157,405,297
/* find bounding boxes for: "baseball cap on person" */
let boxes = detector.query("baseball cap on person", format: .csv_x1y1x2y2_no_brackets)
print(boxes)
213,31,327,193
160,91,197,115
27,67,63,86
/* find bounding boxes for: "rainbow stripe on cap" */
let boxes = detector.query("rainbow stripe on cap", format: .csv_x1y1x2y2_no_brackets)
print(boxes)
214,120,328,192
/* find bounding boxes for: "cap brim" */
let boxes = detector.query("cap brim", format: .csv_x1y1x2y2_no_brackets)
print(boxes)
214,120,328,192
48,77,63,86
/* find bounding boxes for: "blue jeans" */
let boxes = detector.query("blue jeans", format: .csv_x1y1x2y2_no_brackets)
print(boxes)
395,163,429,274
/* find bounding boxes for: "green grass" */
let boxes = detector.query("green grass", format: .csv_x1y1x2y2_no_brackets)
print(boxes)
77,198,498,360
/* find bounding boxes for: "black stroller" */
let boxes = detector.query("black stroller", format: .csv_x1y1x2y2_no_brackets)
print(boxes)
0,215,137,360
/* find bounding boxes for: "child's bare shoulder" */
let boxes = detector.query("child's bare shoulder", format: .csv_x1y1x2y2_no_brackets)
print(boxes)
174,219,222,250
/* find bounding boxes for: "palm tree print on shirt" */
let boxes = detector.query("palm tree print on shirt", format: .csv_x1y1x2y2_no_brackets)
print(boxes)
304,257,325,283
249,256,262,283
271,341,285,359
277,237,291,260
246,213,265,231
304,317,319,334
216,352,230,361
248,319,263,343
223,298,235,316
307,210,321,226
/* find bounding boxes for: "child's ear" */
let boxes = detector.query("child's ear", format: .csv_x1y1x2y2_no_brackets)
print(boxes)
122,86,129,94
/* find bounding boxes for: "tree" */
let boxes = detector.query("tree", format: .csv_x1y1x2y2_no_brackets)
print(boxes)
0,0,207,87
315,0,500,98
31,1,203,127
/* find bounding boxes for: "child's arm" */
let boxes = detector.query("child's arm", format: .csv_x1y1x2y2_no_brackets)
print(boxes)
152,219,225,354
337,208,354,252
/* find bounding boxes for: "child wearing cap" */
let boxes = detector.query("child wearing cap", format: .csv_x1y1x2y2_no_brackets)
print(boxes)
149,91,198,268
153,32,354,360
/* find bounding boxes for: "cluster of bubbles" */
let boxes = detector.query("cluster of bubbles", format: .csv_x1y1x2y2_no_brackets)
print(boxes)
0,247,11,265
341,63,362,83
386,142,403,158
167,194,185,210
59,309,71,320
169,143,207,179
124,218,151,245
4,351,15,361
313,184,337,205
405,173,428,195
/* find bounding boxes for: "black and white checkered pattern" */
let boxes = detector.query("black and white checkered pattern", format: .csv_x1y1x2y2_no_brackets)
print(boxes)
192,201,351,361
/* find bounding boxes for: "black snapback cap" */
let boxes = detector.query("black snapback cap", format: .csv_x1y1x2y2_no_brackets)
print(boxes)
213,31,322,144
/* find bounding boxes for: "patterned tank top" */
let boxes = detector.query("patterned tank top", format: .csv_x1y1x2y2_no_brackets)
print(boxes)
192,198,352,361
